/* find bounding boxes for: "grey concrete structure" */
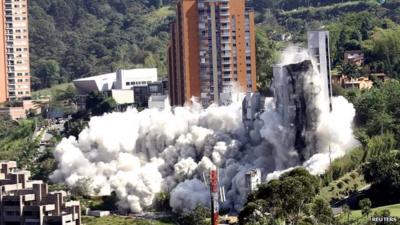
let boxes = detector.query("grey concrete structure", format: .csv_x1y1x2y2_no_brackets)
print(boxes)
307,30,333,112
0,161,81,225
245,169,261,192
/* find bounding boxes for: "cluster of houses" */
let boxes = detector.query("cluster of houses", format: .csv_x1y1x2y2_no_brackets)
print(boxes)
332,50,388,90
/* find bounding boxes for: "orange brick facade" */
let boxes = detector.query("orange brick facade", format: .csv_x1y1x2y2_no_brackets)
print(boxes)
168,0,257,106
0,0,7,102
0,0,31,103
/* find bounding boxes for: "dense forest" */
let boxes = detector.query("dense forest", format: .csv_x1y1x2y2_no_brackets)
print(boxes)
29,0,400,91
29,0,175,90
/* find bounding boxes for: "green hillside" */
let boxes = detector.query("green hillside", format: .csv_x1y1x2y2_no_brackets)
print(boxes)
29,0,400,92
29,0,175,90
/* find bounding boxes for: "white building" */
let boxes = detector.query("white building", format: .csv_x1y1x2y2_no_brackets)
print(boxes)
114,68,157,90
73,68,158,106
73,73,116,95
73,68,158,95
245,169,261,192
148,95,168,110
307,30,333,112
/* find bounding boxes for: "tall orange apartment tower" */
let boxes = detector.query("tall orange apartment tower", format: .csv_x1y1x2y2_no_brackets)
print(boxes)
168,0,257,106
0,0,31,103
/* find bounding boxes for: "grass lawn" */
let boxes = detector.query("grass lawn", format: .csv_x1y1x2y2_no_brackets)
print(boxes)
351,204,400,218
32,82,73,99
82,216,176,225
339,204,400,224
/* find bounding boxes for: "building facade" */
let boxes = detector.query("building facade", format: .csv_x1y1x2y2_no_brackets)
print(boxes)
0,0,31,103
168,0,257,106
0,161,81,225
307,30,333,112
73,68,165,109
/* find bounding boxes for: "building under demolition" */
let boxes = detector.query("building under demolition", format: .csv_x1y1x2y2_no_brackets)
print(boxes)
0,161,81,225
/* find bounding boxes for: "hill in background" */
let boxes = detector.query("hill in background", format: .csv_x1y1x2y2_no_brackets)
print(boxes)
29,0,175,90
29,0,400,91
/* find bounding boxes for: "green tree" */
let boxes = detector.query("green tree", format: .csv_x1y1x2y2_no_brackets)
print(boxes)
34,59,61,89
362,152,400,196
311,198,334,224
180,205,210,225
359,198,372,217
85,91,117,116
342,204,351,224
372,27,400,78
255,29,278,95
241,168,322,225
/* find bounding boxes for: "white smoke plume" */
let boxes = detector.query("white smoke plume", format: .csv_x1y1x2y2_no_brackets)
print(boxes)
51,47,357,213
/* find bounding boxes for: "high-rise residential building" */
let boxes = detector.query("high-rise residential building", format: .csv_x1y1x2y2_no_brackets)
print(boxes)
0,0,31,103
168,0,257,106
307,30,333,112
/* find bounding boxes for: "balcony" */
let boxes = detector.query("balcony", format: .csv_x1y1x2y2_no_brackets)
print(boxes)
221,52,231,58
220,10,229,16
222,45,231,51
221,31,230,37
222,60,231,65
220,25,230,30
220,4,229,10
220,18,230,23
221,38,230,44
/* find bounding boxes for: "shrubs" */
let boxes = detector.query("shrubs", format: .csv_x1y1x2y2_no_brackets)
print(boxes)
337,181,344,189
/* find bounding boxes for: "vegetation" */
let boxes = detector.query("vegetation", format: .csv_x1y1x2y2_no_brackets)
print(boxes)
62,91,117,138
32,82,73,99
238,168,336,225
362,152,400,206
0,114,56,181
29,0,175,90
319,170,367,203
82,216,175,225
347,203,400,220
179,205,211,225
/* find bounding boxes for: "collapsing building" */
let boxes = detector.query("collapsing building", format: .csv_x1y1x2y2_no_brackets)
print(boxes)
307,30,333,112
273,60,320,162
0,161,81,225
245,169,261,192
242,92,265,129
253,30,333,162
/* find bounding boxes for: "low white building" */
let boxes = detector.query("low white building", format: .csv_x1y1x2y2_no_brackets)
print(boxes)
111,89,135,105
73,68,158,107
115,68,158,90
148,95,168,110
73,68,158,95
73,72,116,95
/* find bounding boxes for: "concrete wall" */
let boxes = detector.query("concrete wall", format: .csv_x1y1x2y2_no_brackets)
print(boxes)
111,89,134,104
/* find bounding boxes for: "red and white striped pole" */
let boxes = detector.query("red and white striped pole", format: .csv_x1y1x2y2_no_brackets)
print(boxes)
210,169,219,225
